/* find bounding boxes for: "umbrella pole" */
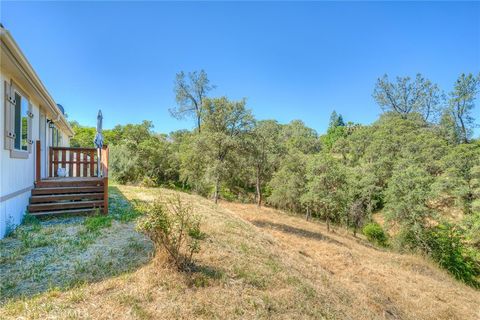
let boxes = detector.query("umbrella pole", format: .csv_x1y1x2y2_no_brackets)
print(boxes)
97,148,101,177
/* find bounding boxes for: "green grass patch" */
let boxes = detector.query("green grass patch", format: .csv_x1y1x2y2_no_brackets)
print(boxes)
83,215,113,233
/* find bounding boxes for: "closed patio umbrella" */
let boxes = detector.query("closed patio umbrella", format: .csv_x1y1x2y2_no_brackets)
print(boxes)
93,110,104,177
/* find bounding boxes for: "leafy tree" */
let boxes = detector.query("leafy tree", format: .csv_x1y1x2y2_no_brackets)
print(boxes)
109,144,139,183
438,109,461,145
384,163,434,249
322,111,347,150
169,70,214,132
328,110,345,128
248,120,282,206
280,120,320,155
448,73,479,143
268,152,307,213
69,121,96,147
433,143,480,214
200,97,254,203
301,153,349,231
373,74,442,122
137,135,177,185
347,165,382,236
178,133,209,194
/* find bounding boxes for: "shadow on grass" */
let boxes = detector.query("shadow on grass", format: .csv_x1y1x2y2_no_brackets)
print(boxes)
0,185,153,305
251,220,349,248
184,263,226,288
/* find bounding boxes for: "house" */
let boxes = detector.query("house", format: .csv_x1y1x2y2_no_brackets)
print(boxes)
1,25,108,239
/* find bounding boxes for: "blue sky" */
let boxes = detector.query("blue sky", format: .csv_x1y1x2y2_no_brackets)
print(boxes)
1,1,479,135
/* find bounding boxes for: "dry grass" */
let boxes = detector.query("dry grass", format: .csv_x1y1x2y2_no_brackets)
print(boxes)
220,202,480,320
1,185,479,319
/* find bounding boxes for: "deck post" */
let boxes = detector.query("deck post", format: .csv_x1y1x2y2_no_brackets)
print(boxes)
101,146,109,214
35,140,41,183
49,147,52,177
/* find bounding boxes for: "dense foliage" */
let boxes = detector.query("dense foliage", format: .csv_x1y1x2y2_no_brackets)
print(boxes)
71,72,480,286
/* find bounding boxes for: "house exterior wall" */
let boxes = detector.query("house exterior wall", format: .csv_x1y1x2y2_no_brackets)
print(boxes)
0,72,70,238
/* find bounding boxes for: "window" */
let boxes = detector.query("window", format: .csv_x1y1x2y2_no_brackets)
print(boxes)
52,126,62,147
4,80,32,158
13,92,29,151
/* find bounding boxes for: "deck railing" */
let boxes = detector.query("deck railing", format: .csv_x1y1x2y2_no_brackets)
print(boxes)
35,141,109,214
49,146,102,178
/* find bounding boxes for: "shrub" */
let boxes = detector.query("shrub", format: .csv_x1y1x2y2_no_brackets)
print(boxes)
363,222,388,247
137,195,204,270
425,223,480,288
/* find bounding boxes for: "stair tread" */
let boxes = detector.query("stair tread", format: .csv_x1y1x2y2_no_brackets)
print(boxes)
29,208,101,216
34,186,103,190
35,180,104,188
29,200,103,207
31,192,104,198
32,186,104,195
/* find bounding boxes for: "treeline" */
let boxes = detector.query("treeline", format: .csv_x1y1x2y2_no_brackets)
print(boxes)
70,71,480,286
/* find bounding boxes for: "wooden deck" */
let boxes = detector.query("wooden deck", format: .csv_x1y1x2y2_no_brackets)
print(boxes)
30,143,109,217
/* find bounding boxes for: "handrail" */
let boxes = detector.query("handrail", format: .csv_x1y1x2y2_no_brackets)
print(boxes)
51,146,97,151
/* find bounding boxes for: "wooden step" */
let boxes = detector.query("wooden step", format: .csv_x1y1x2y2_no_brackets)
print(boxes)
29,208,100,217
30,193,104,203
32,186,104,195
35,179,104,188
28,200,104,212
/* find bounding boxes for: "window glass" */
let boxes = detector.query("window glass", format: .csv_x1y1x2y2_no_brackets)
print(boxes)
21,96,29,150
51,126,62,147
14,92,29,151
52,127,57,147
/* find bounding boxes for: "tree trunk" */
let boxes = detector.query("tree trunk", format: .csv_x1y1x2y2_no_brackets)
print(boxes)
213,175,219,204
326,215,330,232
197,115,201,133
256,169,262,207
457,109,468,143
305,206,310,221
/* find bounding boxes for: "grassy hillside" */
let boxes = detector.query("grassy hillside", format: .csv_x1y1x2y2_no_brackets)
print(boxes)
1,185,479,319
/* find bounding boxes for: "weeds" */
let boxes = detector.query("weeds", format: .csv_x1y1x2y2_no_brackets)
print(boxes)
137,195,205,271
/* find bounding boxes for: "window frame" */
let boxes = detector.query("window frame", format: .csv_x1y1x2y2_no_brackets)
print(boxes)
10,82,32,159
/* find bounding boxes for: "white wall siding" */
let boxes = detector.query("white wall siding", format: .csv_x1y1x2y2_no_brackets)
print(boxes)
0,191,30,238
0,29,73,239
0,72,39,237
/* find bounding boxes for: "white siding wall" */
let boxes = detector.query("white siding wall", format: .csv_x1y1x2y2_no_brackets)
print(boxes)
0,72,38,237
0,73,4,237
0,71,70,238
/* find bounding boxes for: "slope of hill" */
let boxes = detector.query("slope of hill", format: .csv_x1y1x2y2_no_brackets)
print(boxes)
1,185,479,319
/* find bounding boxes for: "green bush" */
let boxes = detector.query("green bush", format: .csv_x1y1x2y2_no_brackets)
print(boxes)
363,222,388,247
137,195,204,271
426,223,480,288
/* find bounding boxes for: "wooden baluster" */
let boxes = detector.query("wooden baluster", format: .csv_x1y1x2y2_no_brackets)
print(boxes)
53,149,58,177
66,150,70,177
82,152,87,177
76,150,81,178
62,149,66,176
90,149,95,177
